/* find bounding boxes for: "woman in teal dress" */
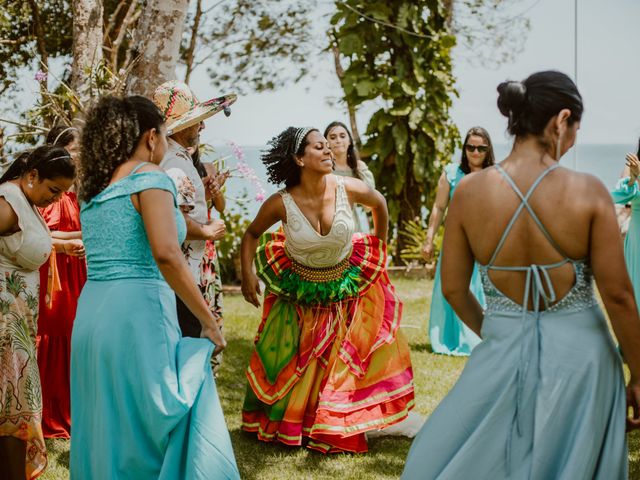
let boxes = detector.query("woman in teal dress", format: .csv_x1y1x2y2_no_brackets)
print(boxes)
403,71,640,479
611,139,640,312
70,96,239,479
422,127,495,355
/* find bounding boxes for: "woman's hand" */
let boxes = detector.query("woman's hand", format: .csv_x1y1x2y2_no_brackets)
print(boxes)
204,169,230,201
241,272,262,308
63,239,86,257
201,321,227,356
626,153,640,181
421,241,434,262
626,377,640,431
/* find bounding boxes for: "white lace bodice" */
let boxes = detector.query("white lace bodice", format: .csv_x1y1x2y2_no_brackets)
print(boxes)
280,175,354,268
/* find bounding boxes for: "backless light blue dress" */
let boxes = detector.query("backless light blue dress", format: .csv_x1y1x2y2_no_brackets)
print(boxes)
404,164,627,479
429,163,483,355
70,166,239,479
611,177,640,314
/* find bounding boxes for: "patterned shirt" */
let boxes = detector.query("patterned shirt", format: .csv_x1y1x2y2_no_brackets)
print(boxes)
161,138,207,281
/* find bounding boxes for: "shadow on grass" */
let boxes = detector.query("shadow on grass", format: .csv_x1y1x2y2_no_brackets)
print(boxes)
411,342,433,353
229,428,413,480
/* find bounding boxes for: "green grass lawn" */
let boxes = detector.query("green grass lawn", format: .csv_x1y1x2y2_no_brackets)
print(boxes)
42,277,640,479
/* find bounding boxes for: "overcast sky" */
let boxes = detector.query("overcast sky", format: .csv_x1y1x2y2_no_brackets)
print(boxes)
190,0,640,147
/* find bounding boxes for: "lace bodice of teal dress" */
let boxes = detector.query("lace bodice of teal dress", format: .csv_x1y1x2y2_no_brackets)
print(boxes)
80,171,186,281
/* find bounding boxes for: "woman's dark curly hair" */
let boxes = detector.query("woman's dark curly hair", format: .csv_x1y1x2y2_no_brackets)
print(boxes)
460,126,495,174
78,95,164,202
0,145,75,184
262,127,318,187
323,121,361,180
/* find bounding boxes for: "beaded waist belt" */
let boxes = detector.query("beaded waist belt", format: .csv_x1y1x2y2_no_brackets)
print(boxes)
289,254,351,283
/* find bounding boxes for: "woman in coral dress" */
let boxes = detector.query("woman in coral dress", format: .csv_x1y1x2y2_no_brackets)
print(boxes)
36,126,87,438
240,127,415,453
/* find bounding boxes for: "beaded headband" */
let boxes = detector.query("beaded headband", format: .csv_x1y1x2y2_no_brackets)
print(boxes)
293,127,314,153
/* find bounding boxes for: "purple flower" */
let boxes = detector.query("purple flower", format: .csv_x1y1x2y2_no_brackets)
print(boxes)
34,70,47,83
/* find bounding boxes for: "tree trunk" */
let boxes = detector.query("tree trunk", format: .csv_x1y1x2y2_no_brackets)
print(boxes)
184,0,203,84
72,0,104,106
396,160,422,264
331,42,362,150
126,0,189,96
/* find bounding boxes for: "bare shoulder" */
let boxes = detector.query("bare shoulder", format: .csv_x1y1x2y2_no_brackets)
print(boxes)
342,175,368,192
0,196,19,234
452,167,496,197
136,163,163,173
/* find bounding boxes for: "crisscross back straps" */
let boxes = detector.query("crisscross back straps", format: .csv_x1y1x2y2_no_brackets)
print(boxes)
488,164,568,267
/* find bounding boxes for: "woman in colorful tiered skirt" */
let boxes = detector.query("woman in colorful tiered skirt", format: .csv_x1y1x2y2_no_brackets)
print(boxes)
240,127,415,453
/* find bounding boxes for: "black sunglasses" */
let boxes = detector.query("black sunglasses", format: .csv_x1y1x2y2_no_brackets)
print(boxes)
465,144,488,153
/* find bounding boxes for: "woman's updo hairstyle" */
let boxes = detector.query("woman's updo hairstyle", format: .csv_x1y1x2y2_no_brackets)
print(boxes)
262,126,318,188
497,70,583,138
78,95,164,202
0,145,75,184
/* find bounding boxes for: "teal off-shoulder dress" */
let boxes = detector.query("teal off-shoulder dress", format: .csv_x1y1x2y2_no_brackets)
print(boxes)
612,176,640,312
70,166,239,479
428,163,484,356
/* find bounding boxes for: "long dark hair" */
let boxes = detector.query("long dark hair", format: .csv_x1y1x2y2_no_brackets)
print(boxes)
262,127,318,187
0,145,76,185
460,127,495,174
323,121,361,179
78,95,164,201
497,70,583,139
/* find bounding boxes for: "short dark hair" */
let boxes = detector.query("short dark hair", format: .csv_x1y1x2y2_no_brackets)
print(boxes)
323,121,361,179
460,126,495,174
0,145,76,184
497,70,583,138
78,95,164,201
262,127,318,187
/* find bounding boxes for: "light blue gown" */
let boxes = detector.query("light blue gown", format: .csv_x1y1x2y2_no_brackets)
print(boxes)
70,167,239,479
611,177,640,313
404,164,627,479
429,163,483,356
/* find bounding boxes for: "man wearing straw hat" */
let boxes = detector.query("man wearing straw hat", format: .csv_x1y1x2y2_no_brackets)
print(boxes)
153,80,237,339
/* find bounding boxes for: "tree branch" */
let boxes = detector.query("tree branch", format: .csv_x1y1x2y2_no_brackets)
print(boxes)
184,0,203,83
110,2,141,70
331,39,361,149
26,0,49,71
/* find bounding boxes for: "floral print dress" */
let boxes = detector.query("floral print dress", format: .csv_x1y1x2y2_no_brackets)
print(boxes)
0,182,52,479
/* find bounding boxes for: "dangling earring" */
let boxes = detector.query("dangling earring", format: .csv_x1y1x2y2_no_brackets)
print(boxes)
149,145,156,163
555,131,563,161
28,182,33,188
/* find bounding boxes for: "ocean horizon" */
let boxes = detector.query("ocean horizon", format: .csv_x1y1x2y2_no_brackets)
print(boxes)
209,143,636,218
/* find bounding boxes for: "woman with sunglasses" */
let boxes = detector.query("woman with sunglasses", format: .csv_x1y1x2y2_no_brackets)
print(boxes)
422,127,495,356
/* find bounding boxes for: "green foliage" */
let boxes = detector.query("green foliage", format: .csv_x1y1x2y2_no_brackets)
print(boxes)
0,1,72,95
399,218,427,264
217,191,252,285
331,0,460,263
186,0,319,94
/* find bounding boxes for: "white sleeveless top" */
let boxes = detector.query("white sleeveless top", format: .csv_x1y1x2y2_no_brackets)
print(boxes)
0,182,51,271
280,175,354,268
